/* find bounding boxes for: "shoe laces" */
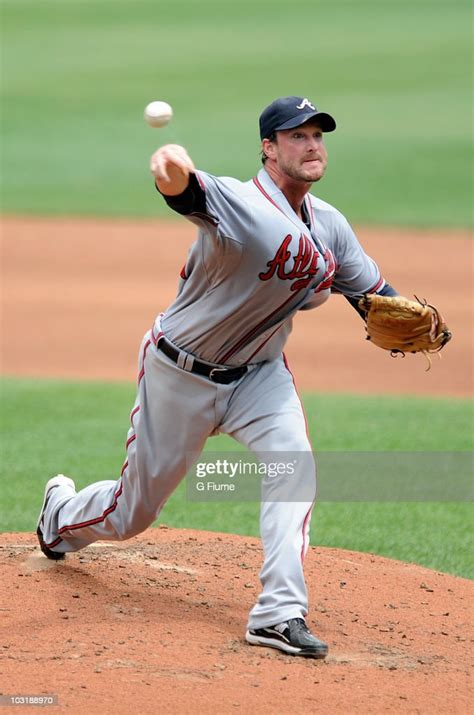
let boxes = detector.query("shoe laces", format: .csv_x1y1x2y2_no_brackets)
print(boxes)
287,617,309,633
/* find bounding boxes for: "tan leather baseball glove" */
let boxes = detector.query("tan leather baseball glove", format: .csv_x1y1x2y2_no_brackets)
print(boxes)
358,294,452,369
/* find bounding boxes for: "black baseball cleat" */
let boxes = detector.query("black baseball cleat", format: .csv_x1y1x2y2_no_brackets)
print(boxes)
246,617,328,659
36,475,76,560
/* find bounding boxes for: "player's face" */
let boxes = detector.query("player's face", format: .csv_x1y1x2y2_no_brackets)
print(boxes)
268,122,328,183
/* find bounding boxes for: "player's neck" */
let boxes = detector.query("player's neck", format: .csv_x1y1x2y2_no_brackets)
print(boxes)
263,164,311,219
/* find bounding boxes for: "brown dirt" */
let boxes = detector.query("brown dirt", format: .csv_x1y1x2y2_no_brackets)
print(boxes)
1,217,473,713
1,216,472,396
1,529,472,714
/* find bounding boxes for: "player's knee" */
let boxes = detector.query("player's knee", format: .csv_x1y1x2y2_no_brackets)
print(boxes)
118,509,156,540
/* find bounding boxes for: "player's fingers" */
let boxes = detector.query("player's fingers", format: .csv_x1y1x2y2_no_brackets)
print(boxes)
183,155,196,173
169,145,196,173
150,153,170,182
164,153,194,179
150,145,195,184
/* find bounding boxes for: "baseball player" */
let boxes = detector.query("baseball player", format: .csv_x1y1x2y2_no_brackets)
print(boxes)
37,96,399,659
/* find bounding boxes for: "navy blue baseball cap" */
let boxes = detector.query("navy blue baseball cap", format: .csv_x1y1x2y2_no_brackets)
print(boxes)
259,96,336,140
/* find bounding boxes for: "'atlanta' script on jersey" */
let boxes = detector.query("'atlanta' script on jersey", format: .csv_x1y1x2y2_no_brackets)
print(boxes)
259,234,319,292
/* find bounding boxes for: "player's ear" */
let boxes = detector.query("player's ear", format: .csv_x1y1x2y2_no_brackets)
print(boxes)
261,138,276,161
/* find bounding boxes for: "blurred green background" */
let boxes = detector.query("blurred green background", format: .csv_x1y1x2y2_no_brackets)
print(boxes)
1,0,472,225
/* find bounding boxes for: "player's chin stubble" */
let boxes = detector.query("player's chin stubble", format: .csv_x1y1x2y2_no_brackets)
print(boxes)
277,153,327,183
286,164,326,183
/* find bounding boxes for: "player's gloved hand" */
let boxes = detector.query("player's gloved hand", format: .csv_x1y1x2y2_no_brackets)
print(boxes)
358,294,452,370
150,144,195,195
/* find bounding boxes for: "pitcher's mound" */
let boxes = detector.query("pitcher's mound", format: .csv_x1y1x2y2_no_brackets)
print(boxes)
0,529,471,714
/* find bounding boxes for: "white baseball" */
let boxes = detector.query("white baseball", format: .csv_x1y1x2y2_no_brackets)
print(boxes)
144,101,173,128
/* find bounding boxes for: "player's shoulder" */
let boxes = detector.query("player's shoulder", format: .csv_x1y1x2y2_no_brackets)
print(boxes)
307,193,351,230
196,170,255,199
196,170,244,190
307,193,342,216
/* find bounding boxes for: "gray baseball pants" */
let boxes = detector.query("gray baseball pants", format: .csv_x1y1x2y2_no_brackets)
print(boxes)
40,327,316,629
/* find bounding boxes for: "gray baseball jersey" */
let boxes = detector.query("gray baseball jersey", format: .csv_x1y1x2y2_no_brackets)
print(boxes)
160,167,383,366
38,165,386,634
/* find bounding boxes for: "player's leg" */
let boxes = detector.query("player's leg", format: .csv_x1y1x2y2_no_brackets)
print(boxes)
38,334,216,555
220,355,317,630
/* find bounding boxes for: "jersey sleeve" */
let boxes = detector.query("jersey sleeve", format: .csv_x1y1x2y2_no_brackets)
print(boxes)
160,173,207,216
330,214,384,296
159,171,252,244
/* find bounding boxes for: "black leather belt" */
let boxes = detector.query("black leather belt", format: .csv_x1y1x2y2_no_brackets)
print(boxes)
157,337,248,384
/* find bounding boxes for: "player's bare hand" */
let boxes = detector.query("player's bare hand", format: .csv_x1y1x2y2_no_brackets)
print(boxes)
150,144,196,195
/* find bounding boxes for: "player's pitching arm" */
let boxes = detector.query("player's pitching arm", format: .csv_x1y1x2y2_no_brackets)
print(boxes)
150,144,196,195
150,144,210,218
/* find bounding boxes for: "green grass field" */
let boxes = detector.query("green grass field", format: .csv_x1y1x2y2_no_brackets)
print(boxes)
1,378,472,578
1,0,472,225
